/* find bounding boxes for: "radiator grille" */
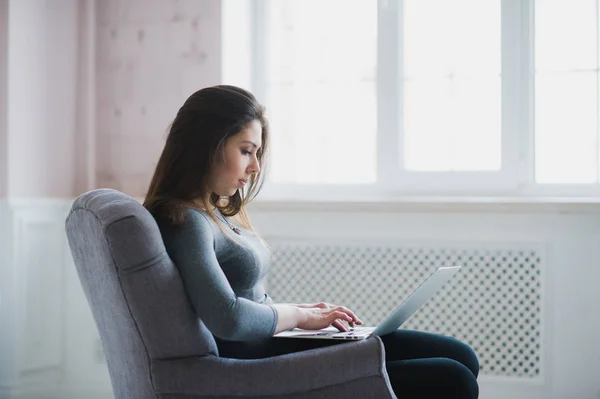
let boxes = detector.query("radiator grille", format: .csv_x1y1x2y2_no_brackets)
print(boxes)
267,242,543,378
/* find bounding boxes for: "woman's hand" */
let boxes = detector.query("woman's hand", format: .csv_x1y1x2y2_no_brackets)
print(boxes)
272,303,364,334
296,303,363,332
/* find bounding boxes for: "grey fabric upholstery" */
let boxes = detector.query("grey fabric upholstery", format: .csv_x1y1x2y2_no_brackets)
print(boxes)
65,189,396,399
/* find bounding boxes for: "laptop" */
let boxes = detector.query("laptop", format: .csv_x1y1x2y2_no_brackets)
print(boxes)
274,265,461,340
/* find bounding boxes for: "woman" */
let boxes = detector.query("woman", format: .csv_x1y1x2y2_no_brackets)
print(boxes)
143,85,479,398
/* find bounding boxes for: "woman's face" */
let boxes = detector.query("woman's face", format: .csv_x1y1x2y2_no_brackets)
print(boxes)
209,119,263,197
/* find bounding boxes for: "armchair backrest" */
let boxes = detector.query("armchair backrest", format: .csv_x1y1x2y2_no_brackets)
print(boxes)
65,189,218,399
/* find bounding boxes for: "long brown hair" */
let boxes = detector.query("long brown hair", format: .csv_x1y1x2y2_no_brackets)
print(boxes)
143,85,269,235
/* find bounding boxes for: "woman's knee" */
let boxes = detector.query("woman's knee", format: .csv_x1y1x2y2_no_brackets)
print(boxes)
448,336,480,378
442,359,479,399
386,358,479,399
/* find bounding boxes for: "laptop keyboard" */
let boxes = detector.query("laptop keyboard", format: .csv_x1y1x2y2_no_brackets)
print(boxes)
330,326,374,339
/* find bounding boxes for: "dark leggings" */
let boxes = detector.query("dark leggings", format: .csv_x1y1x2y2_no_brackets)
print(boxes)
217,330,479,398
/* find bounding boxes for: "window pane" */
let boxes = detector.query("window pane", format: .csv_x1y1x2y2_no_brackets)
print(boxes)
534,0,599,184
268,82,376,184
404,0,501,78
405,77,501,171
535,72,597,184
535,0,597,72
403,0,501,172
264,0,377,184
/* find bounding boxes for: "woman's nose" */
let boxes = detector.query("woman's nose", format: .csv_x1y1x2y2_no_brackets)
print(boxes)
249,157,260,174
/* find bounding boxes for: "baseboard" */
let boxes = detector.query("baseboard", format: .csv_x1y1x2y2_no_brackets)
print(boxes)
52,387,113,399
0,385,113,399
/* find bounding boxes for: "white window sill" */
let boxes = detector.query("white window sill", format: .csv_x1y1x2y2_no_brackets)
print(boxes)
247,196,600,214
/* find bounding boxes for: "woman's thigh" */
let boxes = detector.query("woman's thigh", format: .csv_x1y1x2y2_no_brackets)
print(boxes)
380,329,480,378
216,336,346,359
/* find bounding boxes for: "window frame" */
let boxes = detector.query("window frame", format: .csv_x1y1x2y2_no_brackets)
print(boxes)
238,0,600,201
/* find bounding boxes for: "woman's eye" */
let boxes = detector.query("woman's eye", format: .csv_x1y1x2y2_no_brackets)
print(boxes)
241,150,252,156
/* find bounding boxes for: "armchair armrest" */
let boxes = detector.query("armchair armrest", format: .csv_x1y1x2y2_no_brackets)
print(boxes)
151,336,396,398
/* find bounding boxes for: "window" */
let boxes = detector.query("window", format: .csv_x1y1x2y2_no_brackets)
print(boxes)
223,0,600,199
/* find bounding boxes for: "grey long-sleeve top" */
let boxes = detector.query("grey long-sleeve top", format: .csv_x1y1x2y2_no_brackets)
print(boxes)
157,207,278,341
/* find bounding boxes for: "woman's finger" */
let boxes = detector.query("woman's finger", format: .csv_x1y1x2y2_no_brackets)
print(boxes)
330,311,352,324
331,319,348,332
332,306,362,325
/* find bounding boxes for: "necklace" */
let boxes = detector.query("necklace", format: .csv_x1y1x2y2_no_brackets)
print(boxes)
217,209,242,235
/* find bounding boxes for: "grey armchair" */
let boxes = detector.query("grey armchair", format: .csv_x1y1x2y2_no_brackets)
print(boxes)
65,189,396,399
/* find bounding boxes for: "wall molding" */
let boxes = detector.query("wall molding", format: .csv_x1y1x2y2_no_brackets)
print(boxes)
0,200,71,395
0,199,16,388
0,384,112,399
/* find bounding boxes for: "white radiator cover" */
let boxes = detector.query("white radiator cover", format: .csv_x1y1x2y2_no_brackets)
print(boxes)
268,242,544,379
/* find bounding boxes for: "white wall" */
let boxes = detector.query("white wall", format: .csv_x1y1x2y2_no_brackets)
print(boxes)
6,0,79,198
0,0,8,198
95,0,222,197
73,0,97,196
1,0,225,397
1,0,93,397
